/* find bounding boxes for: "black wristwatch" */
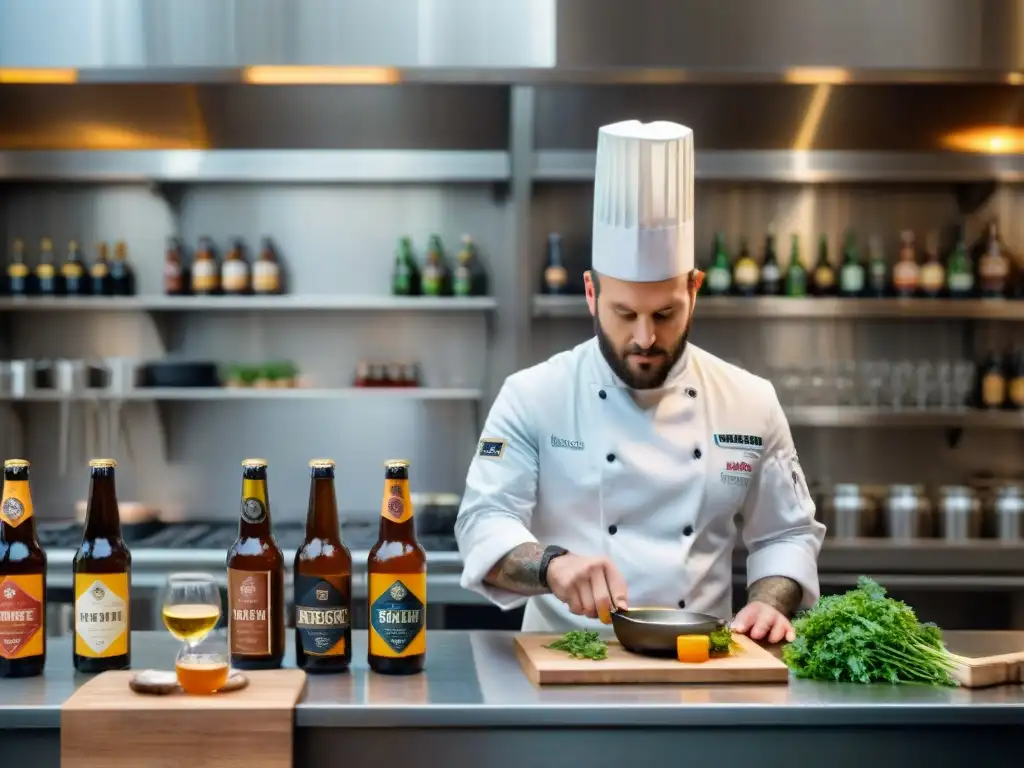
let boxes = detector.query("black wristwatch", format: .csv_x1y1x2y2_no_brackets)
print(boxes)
538,545,569,589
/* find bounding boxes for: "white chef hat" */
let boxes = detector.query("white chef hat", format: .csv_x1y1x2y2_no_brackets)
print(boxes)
591,120,695,282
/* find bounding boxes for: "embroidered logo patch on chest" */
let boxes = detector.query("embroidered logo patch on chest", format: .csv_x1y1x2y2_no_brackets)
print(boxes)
713,433,764,451
550,434,585,451
478,438,507,459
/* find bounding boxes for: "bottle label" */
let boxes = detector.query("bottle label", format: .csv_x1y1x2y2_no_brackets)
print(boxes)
381,480,413,523
1010,377,1024,407
422,273,442,295
919,263,944,292
295,574,350,657
980,254,1009,280
544,265,567,290
74,572,129,658
761,263,781,283
228,569,271,656
192,260,217,292
35,264,55,280
893,261,919,292
1,480,33,528
453,267,472,296
90,263,108,279
240,497,266,524
785,271,806,296
948,271,974,292
393,270,411,294
814,266,835,288
253,261,279,293
982,373,1007,407
368,573,426,658
840,264,864,293
62,262,83,279
734,260,759,287
7,263,28,279
0,575,44,660
869,262,887,285
222,260,249,292
706,267,731,293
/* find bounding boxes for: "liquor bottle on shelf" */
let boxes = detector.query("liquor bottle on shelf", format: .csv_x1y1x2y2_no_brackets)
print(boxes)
1007,346,1024,410
453,234,488,297
73,459,131,674
367,459,427,676
90,242,113,296
62,240,89,296
164,237,188,296
978,352,1007,409
758,230,782,296
978,220,1010,299
191,236,220,296
392,236,421,297
810,234,836,296
109,241,135,296
918,232,945,298
0,458,47,679
221,238,251,296
253,237,283,296
227,459,285,671
294,459,352,674
946,229,975,299
865,235,888,298
732,237,759,297
838,230,865,298
892,230,920,298
541,232,569,295
421,235,450,296
35,237,60,296
784,234,807,298
6,238,30,297
703,232,731,296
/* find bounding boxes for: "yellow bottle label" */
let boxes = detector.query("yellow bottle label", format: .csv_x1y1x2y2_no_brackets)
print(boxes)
192,259,217,292
982,373,1007,407
62,262,83,279
380,478,413,523
35,263,55,279
1010,377,1024,408
74,572,130,658
368,572,426,658
0,574,45,659
90,263,109,278
1,480,34,528
7,263,29,279
253,261,280,292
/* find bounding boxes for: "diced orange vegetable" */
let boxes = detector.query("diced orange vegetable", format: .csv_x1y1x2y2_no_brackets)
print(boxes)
598,605,612,625
676,634,711,663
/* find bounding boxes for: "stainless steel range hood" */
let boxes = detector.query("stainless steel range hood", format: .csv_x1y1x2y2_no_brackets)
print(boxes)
3,0,1024,83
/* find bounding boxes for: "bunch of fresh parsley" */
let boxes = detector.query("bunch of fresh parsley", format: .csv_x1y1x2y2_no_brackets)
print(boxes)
782,576,958,686
546,630,608,660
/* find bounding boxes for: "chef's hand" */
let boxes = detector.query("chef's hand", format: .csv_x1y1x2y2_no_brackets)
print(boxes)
731,601,795,644
546,553,628,622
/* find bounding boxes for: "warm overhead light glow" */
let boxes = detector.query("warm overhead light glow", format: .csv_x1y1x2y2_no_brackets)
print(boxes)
783,67,850,85
791,84,833,151
1006,72,1024,85
0,68,77,84
940,126,1024,154
242,66,401,85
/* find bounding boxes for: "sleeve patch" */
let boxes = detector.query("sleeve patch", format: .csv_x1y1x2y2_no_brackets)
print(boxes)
478,438,507,459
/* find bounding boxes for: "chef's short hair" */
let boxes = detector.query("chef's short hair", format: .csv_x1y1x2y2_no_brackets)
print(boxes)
590,269,697,298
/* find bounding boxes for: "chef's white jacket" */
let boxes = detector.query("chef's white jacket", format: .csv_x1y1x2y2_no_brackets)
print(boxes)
456,338,826,632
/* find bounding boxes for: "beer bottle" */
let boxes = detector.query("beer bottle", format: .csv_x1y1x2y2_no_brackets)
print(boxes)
392,237,421,296
35,237,61,296
294,459,352,673
221,238,250,296
62,240,89,296
732,237,759,297
758,230,782,296
190,236,220,296
784,234,807,298
421,235,450,296
109,240,136,296
541,232,569,295
90,242,113,296
705,232,733,296
810,234,837,296
0,459,47,678
946,230,975,299
253,237,282,295
838,230,865,298
227,459,285,670
73,459,131,673
164,237,188,296
367,460,426,675
6,239,30,297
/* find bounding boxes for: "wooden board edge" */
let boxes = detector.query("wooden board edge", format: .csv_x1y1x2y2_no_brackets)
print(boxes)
513,634,543,686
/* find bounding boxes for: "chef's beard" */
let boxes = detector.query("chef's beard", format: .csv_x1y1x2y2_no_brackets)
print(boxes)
594,314,690,390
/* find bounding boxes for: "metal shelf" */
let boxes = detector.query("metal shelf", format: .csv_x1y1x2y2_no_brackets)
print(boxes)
534,150,1024,183
532,294,1024,320
0,150,511,183
1,387,483,402
0,295,498,312
785,406,1023,429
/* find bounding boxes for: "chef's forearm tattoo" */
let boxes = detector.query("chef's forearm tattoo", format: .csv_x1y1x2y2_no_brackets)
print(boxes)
748,576,802,616
484,542,549,596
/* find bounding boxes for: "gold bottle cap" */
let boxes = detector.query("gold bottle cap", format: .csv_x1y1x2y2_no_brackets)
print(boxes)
308,458,336,468
242,458,268,468
384,459,411,468
89,458,117,468
3,459,29,468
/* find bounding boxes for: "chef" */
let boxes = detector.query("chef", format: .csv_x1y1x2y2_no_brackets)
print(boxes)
455,120,825,642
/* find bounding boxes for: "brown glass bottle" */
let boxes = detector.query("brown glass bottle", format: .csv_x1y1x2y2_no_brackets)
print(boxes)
73,459,131,673
0,460,47,678
294,459,352,673
227,459,285,670
367,460,426,676
164,237,188,296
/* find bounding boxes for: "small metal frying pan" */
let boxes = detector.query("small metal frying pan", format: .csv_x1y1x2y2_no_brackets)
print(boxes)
611,608,726,656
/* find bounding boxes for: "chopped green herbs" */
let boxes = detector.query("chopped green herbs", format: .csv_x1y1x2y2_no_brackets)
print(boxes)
782,576,958,686
708,625,735,654
546,630,608,660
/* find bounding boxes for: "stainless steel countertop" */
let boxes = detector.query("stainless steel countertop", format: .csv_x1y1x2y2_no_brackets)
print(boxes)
5,631,1024,729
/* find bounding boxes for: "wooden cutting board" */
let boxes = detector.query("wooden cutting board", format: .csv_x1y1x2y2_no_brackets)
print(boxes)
514,633,789,685
61,669,307,768
947,631,1024,688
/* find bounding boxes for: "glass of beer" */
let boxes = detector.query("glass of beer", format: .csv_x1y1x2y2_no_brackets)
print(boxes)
161,572,222,648
176,630,230,695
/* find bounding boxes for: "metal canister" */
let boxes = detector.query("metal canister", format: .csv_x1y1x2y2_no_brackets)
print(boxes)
936,485,982,541
992,484,1024,541
883,484,932,540
824,483,875,539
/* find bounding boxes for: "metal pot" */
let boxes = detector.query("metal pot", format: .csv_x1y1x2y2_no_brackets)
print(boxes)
936,485,982,541
611,609,725,656
991,484,1024,541
883,484,933,540
822,483,877,539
